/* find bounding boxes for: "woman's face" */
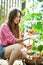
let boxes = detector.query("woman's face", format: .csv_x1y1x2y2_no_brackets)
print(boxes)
13,12,21,24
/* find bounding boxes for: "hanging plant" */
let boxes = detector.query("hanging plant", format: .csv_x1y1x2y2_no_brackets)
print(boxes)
37,0,43,2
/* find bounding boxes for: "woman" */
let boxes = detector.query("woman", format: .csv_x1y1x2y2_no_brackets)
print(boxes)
0,9,29,65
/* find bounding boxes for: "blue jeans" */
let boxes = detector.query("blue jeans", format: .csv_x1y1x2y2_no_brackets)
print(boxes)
0,46,5,59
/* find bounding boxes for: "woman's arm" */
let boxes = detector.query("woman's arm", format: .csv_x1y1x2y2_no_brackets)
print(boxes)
1,23,29,46
16,36,29,43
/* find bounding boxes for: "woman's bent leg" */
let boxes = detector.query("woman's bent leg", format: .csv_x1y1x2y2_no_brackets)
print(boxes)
4,44,27,65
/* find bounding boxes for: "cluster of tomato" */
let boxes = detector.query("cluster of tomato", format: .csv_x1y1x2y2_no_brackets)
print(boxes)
32,55,41,60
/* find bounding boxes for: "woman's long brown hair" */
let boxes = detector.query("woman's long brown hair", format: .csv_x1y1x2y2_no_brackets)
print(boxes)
7,9,22,38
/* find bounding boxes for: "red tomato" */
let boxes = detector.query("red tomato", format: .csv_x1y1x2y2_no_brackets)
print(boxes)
28,29,35,35
32,56,35,60
36,55,41,60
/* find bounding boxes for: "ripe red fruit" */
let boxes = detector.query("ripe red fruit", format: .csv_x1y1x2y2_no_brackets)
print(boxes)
28,29,35,35
36,55,41,60
32,56,35,60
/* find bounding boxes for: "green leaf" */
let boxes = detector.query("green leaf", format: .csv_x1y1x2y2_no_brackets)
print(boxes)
32,46,37,50
37,45,43,52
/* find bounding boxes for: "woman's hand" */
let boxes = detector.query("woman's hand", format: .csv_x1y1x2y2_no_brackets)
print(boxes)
23,36,30,41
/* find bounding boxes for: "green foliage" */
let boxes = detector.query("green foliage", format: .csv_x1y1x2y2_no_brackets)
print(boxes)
22,8,42,21
20,20,25,33
32,45,37,50
31,13,42,20
33,22,42,32
0,16,6,26
31,45,43,52
21,0,43,34
37,0,43,2
37,45,43,52
0,6,6,26
21,8,42,33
